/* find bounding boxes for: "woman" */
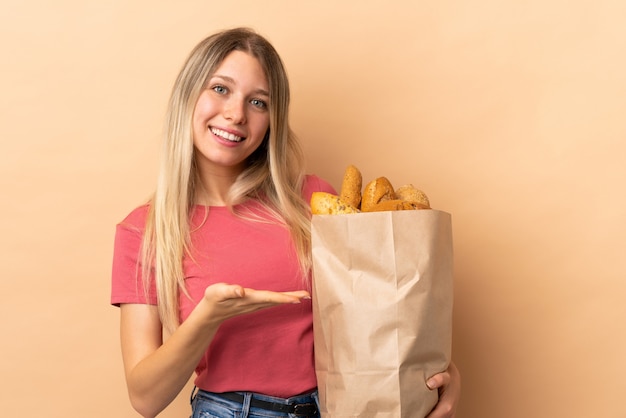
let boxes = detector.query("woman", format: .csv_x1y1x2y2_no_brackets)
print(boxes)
111,27,460,418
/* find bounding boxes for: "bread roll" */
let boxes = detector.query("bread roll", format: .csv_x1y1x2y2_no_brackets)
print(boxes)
361,177,396,212
395,184,431,209
310,192,360,215
339,165,363,209
365,199,428,212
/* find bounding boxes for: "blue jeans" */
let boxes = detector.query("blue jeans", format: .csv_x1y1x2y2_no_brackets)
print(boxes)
190,388,321,418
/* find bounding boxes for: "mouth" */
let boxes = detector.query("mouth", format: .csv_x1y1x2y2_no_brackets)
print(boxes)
211,127,245,143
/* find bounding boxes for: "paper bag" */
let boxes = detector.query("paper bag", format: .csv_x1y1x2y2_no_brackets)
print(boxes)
311,210,453,418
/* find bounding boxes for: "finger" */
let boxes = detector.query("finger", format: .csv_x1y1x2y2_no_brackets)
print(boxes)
205,283,245,301
425,399,455,418
220,284,245,299
244,289,309,304
426,371,450,390
425,363,461,418
282,290,311,300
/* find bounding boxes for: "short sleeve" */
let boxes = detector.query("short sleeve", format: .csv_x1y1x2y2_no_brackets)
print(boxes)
302,174,337,203
110,207,157,306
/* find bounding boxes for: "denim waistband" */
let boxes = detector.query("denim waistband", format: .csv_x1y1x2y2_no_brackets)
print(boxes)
191,388,319,417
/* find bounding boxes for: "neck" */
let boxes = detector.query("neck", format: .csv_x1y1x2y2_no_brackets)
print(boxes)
194,166,243,206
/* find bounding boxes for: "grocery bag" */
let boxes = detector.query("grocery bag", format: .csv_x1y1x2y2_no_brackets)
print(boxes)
311,209,453,418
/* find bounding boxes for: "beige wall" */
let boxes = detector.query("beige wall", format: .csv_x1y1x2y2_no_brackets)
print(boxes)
1,1,625,417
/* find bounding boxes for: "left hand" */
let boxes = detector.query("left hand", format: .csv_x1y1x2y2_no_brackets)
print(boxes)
425,361,461,418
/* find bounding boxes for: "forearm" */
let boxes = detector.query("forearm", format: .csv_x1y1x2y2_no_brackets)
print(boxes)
122,301,219,417
120,284,309,417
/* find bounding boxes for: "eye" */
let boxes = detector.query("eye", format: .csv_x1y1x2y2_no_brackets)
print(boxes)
250,98,267,109
212,85,227,94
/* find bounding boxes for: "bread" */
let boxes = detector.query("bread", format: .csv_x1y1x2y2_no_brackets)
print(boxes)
310,192,359,215
339,164,362,209
310,165,432,215
366,199,429,212
395,184,431,209
360,177,396,212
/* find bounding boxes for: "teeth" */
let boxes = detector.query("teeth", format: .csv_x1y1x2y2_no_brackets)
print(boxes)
211,128,243,142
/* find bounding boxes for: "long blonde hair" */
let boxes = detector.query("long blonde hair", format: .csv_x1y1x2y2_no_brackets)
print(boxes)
141,28,311,332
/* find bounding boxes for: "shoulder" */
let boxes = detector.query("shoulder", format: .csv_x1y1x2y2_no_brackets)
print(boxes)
112,204,150,268
302,174,337,202
117,204,150,233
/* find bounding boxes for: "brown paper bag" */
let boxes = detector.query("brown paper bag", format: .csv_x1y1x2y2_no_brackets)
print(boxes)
311,209,453,418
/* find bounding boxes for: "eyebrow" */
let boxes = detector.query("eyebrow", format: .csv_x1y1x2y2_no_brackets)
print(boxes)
211,74,270,97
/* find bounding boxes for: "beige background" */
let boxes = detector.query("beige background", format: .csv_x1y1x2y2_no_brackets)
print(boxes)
1,1,625,417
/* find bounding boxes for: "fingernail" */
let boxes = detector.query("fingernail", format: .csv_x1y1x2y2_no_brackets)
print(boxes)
426,378,436,389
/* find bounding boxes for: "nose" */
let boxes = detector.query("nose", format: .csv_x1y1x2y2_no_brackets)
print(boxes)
224,97,246,124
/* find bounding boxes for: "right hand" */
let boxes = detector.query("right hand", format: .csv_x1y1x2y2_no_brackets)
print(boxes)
119,283,309,417
201,282,311,325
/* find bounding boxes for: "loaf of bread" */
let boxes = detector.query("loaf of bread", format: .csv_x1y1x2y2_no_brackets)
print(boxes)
339,165,363,209
395,184,431,209
365,199,427,212
310,192,360,215
360,177,396,212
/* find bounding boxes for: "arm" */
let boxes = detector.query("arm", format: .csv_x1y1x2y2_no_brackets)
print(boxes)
120,283,310,418
425,361,461,418
120,302,216,418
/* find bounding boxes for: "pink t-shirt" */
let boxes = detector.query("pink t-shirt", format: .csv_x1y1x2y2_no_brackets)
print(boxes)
111,175,336,397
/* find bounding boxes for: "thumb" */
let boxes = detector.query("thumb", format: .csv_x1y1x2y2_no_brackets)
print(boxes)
225,283,245,298
205,282,245,301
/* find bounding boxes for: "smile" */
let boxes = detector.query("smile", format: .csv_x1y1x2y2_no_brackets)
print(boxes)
211,127,244,143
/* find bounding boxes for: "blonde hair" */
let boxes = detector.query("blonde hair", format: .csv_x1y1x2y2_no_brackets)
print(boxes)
141,28,311,332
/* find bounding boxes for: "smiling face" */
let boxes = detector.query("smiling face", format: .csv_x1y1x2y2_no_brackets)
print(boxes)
192,50,270,178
